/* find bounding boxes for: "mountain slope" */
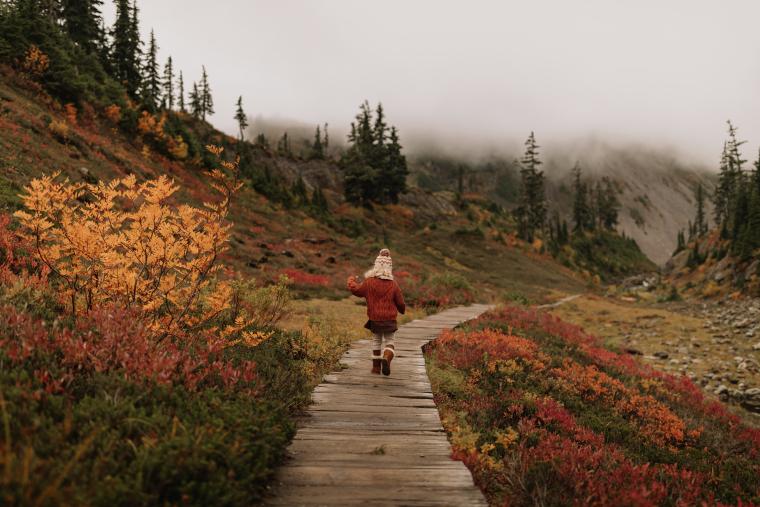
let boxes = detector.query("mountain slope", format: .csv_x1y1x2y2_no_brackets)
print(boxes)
0,70,588,304
409,140,715,265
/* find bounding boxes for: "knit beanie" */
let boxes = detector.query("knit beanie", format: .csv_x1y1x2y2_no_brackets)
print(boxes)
364,248,394,280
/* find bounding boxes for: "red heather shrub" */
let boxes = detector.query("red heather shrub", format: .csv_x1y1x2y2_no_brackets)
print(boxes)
429,304,760,505
400,271,475,310
435,329,549,370
479,305,641,374
477,305,752,429
0,213,48,287
518,430,670,507
552,359,686,447
0,305,257,394
279,268,330,287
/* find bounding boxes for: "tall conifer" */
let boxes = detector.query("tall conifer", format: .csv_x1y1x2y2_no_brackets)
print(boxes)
310,125,324,160
141,29,160,110
571,162,591,233
694,182,707,237
177,70,185,112
234,96,248,141
162,56,174,110
189,81,201,118
62,0,104,53
111,0,141,97
515,132,546,242
199,65,214,121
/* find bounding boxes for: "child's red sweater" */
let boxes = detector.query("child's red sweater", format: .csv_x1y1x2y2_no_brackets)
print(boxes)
347,277,406,321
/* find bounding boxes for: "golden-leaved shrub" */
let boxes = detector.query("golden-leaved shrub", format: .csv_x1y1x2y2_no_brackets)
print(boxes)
14,146,248,340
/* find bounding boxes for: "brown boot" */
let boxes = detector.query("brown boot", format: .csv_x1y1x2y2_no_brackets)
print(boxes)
371,350,382,374
381,345,395,376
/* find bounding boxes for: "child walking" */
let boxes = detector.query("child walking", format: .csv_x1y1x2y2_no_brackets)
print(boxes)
347,248,406,376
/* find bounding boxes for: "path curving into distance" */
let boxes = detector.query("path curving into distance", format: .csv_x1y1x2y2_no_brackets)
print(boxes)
266,304,492,506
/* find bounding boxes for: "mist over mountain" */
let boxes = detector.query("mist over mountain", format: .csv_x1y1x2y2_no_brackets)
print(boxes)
249,116,713,264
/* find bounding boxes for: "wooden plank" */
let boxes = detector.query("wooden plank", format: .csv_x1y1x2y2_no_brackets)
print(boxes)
265,304,492,506
265,486,487,506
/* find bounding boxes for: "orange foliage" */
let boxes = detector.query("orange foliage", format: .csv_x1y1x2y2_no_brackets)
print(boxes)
47,119,69,141
64,103,77,125
22,45,49,77
166,135,189,160
104,104,121,124
14,146,249,340
137,111,166,139
552,359,686,446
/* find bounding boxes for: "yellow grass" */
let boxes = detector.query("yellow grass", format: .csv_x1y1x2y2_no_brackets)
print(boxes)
551,294,710,351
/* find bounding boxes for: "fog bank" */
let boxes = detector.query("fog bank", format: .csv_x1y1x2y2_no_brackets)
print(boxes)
106,0,760,165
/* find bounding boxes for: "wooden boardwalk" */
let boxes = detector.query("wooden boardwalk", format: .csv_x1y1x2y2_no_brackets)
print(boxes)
266,304,492,507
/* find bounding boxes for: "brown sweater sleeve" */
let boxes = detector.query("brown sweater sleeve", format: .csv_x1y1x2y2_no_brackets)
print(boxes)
347,276,368,297
394,282,406,315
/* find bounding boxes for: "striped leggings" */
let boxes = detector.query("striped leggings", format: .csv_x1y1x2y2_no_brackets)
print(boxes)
372,332,395,351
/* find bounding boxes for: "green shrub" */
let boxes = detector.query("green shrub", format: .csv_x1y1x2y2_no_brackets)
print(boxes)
1,370,293,506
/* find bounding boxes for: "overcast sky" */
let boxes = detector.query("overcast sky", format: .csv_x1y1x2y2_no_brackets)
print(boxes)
104,0,760,165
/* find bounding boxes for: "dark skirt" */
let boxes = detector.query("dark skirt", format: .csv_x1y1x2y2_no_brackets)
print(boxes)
364,320,398,334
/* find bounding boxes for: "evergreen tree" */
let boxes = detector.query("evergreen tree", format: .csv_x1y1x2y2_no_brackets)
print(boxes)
111,0,142,98
340,101,408,205
234,95,248,141
373,102,387,149
323,123,329,150
597,177,620,230
62,0,104,53
199,65,214,121
714,121,747,231
291,176,308,206
277,132,292,157
140,29,160,110
341,101,382,204
189,81,201,118
96,17,112,71
162,56,174,110
514,132,546,242
36,0,63,22
727,120,747,172
732,176,750,241
713,141,732,227
694,182,707,237
177,70,185,112
310,186,329,214
384,126,408,203
745,190,760,256
675,229,685,254
571,162,591,233
254,133,269,149
310,125,324,160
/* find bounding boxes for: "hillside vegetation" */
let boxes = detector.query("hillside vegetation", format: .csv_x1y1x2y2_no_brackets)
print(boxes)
666,121,760,298
427,305,760,505
411,141,715,265
0,1,679,504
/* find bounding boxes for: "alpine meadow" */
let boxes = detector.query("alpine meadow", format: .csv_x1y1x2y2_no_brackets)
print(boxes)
1,1,760,506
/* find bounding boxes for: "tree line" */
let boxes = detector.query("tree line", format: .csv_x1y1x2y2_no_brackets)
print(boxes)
0,0,223,121
339,101,409,205
512,132,620,247
712,121,760,260
675,120,760,263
